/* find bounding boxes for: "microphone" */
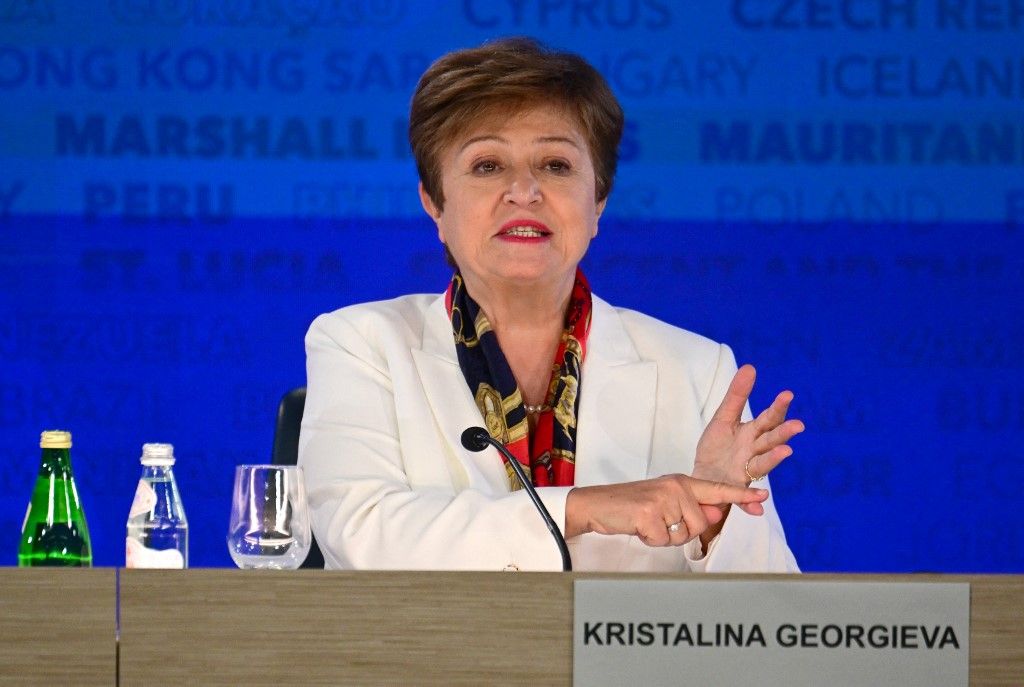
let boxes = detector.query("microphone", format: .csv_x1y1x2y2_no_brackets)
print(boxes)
461,426,572,571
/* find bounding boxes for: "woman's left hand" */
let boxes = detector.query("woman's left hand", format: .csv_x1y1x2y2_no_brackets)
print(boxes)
691,364,804,541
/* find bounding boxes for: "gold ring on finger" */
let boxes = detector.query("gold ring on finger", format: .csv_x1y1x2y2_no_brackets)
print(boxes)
744,458,765,482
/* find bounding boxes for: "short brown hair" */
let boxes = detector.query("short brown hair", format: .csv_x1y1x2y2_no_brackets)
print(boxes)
409,37,624,209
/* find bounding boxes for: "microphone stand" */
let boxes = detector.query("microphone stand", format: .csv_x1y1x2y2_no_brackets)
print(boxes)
461,426,572,572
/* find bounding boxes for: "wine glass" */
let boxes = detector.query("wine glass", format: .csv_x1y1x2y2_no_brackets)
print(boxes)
227,465,312,569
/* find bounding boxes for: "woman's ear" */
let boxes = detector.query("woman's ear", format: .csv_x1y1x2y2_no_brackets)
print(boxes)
419,182,441,221
419,182,446,242
593,197,607,237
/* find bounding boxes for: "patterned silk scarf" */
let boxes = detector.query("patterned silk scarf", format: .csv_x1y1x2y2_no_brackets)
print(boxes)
445,270,592,490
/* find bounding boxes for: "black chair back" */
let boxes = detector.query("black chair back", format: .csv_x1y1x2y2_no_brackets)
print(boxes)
272,387,325,569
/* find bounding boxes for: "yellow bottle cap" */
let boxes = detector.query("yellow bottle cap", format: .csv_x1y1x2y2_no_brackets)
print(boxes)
40,430,72,449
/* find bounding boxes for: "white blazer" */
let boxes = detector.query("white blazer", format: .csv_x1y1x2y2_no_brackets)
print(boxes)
298,293,799,572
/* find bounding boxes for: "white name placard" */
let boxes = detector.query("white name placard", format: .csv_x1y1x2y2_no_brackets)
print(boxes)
574,579,969,687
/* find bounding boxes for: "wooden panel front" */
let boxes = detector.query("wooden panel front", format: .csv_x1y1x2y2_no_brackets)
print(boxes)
118,571,1024,686
0,568,116,687
968,575,1024,685
119,569,572,686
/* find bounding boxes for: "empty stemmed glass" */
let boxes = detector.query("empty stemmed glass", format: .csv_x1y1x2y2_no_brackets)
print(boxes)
227,465,311,570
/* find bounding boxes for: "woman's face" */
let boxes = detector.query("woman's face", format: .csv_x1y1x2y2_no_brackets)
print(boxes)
420,104,606,293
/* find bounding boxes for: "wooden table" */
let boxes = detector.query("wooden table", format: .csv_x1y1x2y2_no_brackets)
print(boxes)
0,568,116,686
1,570,1020,685
116,571,1024,686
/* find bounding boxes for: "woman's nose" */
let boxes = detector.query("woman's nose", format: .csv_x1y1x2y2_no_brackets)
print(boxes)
503,169,541,205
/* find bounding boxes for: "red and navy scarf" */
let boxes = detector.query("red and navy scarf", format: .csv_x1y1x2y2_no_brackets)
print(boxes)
445,270,592,489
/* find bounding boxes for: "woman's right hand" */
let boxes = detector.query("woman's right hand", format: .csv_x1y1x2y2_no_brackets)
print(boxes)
563,475,769,547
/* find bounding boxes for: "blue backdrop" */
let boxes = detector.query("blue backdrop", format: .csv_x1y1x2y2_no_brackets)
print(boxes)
2,1,1022,572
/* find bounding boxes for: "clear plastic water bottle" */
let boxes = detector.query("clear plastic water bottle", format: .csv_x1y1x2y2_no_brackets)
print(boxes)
125,443,188,568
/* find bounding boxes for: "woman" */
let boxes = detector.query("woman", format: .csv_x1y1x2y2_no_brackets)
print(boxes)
298,38,803,572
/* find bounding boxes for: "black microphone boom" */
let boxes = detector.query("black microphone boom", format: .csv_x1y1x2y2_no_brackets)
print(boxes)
460,426,572,571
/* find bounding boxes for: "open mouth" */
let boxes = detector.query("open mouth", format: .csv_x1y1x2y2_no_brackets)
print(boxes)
499,220,551,238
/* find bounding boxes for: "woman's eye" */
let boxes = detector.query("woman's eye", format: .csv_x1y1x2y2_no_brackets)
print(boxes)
473,160,500,174
545,159,571,174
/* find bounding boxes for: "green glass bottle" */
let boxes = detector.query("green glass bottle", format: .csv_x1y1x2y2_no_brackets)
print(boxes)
18,430,92,567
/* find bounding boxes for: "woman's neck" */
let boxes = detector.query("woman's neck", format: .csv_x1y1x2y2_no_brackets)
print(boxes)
465,272,571,331
462,271,573,406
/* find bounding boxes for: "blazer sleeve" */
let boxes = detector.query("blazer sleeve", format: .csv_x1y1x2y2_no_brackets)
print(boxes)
298,310,571,571
686,343,801,573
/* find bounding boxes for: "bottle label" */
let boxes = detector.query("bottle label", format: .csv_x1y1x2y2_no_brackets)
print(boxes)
125,537,185,569
128,479,157,518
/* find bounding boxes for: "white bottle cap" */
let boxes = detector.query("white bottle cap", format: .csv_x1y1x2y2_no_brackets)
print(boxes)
141,443,175,466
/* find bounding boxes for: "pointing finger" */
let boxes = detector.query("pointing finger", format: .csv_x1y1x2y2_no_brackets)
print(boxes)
690,478,769,506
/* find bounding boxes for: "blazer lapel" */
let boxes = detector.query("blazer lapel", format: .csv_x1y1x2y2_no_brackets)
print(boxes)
574,296,658,487
412,296,510,494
